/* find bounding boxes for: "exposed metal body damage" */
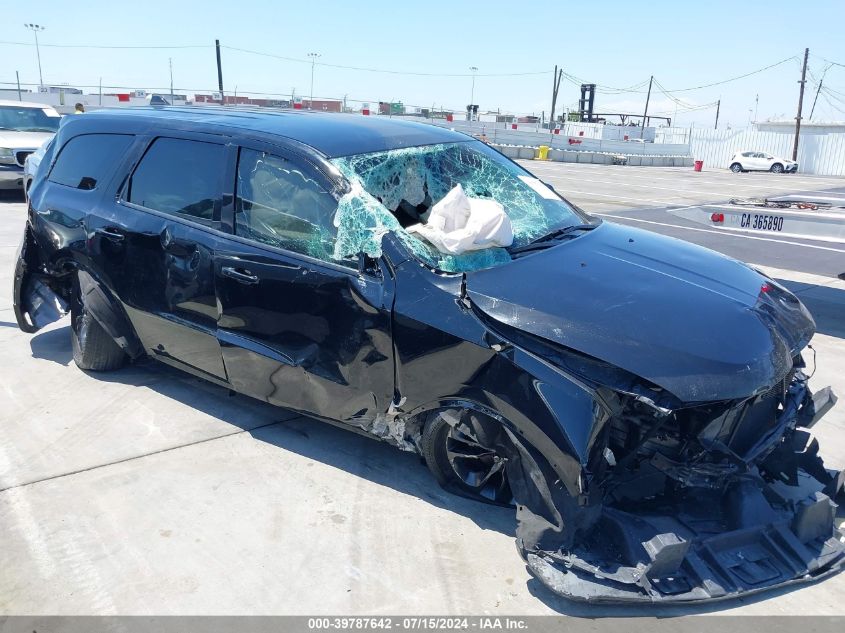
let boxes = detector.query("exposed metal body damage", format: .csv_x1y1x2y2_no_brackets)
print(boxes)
13,108,844,606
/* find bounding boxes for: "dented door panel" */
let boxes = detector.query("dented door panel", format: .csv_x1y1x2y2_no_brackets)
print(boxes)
215,244,395,424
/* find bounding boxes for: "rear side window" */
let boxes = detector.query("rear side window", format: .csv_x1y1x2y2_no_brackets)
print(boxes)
128,138,224,221
48,134,134,190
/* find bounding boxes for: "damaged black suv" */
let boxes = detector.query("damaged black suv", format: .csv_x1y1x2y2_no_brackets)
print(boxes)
14,108,844,604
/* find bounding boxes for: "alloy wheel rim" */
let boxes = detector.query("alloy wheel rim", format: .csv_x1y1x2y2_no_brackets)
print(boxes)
445,418,512,503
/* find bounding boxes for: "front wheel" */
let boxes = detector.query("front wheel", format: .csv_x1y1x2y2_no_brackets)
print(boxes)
71,276,126,371
770,163,784,173
730,163,743,173
421,410,513,505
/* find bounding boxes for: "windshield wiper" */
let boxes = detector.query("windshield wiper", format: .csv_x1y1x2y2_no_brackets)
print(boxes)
508,223,599,255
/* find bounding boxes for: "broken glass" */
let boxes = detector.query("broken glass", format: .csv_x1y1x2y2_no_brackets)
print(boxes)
330,141,584,273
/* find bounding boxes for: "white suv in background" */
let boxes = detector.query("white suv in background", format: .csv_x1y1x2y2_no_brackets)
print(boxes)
0,100,61,192
728,150,798,174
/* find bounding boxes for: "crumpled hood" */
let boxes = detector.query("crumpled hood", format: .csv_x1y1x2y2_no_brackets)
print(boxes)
466,222,815,401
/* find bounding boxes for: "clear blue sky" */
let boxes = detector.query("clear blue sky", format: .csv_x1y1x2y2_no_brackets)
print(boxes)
3,0,845,128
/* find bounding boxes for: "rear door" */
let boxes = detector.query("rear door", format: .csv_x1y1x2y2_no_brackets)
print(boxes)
214,143,395,423
87,133,232,380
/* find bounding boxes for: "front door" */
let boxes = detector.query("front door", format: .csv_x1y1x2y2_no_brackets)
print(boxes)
214,144,395,423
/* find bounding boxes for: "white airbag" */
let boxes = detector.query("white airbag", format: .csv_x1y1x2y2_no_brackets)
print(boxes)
407,184,513,255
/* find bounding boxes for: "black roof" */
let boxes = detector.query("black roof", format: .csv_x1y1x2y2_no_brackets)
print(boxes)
73,107,471,158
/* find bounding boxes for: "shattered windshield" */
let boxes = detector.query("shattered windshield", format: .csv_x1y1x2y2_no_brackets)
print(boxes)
330,141,585,272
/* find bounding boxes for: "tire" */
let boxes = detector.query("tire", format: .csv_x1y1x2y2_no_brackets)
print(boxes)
730,163,743,173
70,277,126,371
421,410,513,506
770,163,784,173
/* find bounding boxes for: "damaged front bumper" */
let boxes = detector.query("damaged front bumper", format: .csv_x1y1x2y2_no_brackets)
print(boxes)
517,371,845,604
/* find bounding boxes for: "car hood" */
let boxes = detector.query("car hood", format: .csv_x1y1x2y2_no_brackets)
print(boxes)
465,222,815,402
0,131,54,149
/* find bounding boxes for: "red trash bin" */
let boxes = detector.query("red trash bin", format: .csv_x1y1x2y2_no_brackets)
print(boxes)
694,160,704,172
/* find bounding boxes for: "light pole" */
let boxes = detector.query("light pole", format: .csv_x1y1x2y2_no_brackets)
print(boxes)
24,24,45,88
469,66,478,121
308,52,321,109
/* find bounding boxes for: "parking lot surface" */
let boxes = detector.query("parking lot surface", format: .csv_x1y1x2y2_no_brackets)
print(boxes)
1,163,844,616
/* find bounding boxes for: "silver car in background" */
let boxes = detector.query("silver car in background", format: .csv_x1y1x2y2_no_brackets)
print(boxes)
0,100,61,192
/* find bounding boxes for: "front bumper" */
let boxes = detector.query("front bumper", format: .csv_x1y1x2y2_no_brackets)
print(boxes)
518,373,845,603
0,165,24,190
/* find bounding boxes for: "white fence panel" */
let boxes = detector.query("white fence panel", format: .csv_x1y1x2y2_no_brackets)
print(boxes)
688,128,845,176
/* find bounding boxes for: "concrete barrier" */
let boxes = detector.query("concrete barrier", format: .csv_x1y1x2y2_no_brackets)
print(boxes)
491,143,691,168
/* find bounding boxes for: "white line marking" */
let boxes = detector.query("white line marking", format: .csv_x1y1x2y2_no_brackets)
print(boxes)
552,188,683,207
595,214,845,252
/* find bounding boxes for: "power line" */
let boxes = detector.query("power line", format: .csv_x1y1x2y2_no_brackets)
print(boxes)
222,45,550,77
0,39,212,49
659,56,799,92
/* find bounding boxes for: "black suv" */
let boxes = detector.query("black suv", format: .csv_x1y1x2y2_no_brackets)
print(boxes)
13,108,844,604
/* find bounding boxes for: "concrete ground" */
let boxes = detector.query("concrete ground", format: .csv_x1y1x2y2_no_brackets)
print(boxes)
1,164,844,617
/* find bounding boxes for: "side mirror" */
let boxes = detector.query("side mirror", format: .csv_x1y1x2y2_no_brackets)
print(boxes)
357,252,382,278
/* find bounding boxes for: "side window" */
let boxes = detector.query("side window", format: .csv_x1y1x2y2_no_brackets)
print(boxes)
48,134,134,190
128,138,224,221
235,148,342,264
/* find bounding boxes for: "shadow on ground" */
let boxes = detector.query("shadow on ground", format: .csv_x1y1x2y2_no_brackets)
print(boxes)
776,278,845,339
28,325,515,541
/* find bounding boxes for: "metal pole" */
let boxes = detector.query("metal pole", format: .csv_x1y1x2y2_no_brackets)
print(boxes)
469,66,478,121
16,71,22,101
169,58,174,106
792,47,809,162
34,28,43,87
308,53,320,109
714,99,720,130
810,78,823,120
215,39,224,104
24,24,46,88
99,77,102,105
640,75,653,139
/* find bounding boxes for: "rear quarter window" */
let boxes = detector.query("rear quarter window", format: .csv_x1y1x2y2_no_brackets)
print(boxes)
48,134,135,190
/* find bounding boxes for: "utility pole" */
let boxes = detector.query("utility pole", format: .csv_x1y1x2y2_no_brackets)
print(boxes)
308,52,321,109
714,99,720,129
469,66,478,121
24,24,46,88
169,58,174,106
215,39,224,104
792,47,809,162
16,71,22,101
640,75,653,138
98,77,102,105
549,65,563,132
755,94,759,122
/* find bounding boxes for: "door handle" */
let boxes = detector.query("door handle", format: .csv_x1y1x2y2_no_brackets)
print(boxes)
95,227,125,242
221,266,259,285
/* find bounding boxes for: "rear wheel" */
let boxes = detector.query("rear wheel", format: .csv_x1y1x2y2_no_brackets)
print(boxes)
770,163,784,173
71,276,126,371
421,410,513,505
730,163,743,173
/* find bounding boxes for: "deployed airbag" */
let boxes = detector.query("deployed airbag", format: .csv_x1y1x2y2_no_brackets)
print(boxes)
407,184,513,255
